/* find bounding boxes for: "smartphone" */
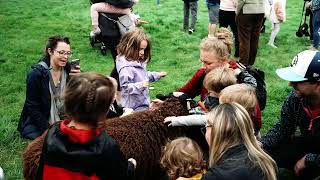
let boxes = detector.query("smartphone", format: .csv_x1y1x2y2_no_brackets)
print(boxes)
70,59,80,70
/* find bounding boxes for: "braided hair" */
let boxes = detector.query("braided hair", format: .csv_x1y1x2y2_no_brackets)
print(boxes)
63,73,117,126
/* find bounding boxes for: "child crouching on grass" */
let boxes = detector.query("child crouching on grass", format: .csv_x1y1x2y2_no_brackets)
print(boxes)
37,73,136,179
116,28,167,111
161,137,207,180
164,66,262,138
165,83,262,138
163,66,238,126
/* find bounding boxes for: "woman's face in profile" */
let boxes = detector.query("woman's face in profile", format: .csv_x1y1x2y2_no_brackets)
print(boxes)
49,42,71,67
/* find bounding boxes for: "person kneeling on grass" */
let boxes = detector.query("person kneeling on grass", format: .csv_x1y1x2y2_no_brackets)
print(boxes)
202,103,277,180
18,35,81,140
261,50,320,179
36,73,136,179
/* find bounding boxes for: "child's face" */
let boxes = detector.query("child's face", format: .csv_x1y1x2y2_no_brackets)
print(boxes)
139,40,148,60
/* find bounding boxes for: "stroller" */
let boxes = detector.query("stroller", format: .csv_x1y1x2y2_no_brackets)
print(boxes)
89,0,125,56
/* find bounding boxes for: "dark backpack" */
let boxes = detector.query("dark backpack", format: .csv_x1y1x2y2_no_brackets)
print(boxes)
237,62,267,111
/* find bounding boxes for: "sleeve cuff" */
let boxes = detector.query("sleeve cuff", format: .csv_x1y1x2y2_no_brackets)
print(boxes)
305,153,318,167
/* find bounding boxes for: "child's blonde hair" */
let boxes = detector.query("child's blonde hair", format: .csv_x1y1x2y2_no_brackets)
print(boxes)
117,27,151,63
200,27,233,62
207,103,277,180
160,137,206,180
203,66,237,94
219,84,257,116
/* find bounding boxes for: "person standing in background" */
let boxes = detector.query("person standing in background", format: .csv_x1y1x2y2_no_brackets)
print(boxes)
267,0,286,48
206,0,220,37
236,0,264,65
308,0,320,49
219,0,239,57
182,0,199,34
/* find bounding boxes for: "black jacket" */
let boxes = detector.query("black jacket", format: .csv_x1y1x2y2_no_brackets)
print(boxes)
17,57,71,139
201,144,265,180
261,91,320,167
38,120,134,180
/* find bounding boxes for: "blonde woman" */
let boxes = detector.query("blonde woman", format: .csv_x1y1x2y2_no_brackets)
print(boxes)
202,103,277,180
176,28,256,102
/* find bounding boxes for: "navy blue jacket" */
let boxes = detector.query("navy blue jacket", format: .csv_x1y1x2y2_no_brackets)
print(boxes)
261,91,320,168
17,57,71,139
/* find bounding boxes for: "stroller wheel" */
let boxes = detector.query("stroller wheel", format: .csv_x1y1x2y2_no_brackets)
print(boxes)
101,45,107,56
89,33,95,47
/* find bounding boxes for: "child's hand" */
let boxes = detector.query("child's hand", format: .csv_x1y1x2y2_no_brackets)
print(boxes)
150,99,164,110
128,158,137,169
159,71,167,77
137,19,149,25
142,81,149,88
163,116,175,127
120,108,134,117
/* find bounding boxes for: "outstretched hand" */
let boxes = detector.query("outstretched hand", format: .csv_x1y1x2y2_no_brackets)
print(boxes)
163,116,175,127
159,71,167,77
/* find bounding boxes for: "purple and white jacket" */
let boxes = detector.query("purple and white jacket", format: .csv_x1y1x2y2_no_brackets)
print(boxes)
116,55,161,111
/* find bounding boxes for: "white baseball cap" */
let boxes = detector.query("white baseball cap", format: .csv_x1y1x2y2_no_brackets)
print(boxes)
276,50,320,82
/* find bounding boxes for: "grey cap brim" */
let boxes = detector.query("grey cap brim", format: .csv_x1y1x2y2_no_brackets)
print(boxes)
276,67,307,82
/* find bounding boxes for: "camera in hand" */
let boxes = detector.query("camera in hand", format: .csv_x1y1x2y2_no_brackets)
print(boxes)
296,23,310,37
70,59,80,70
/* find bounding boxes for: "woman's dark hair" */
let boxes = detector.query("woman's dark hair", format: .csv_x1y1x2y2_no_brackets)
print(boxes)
44,35,70,58
117,27,151,63
63,73,117,126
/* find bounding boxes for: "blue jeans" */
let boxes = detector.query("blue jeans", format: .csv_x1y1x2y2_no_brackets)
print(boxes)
312,9,320,48
207,4,219,24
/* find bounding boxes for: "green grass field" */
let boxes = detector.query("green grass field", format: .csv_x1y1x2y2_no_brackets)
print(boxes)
0,0,312,178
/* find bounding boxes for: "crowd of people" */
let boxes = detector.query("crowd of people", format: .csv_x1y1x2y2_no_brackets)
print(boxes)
15,0,320,179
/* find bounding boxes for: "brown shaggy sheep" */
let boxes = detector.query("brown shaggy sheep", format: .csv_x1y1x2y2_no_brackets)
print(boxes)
23,97,190,180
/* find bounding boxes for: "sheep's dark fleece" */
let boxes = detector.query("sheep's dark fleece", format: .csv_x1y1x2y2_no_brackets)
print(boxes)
23,97,189,180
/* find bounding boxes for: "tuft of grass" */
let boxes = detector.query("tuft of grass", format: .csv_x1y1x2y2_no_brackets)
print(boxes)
0,0,310,178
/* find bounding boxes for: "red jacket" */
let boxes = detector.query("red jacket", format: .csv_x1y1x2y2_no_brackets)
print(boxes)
177,61,238,101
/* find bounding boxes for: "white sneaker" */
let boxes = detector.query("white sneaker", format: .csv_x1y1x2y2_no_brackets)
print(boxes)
267,43,278,48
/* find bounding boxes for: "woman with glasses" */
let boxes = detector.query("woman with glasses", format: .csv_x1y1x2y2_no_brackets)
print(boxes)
18,35,80,140
202,103,277,180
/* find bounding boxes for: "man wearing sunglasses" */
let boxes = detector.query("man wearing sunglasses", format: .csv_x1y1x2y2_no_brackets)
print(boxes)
261,50,320,179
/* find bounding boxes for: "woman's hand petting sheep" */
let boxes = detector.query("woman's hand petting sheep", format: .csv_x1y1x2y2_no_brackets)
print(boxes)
69,65,81,76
